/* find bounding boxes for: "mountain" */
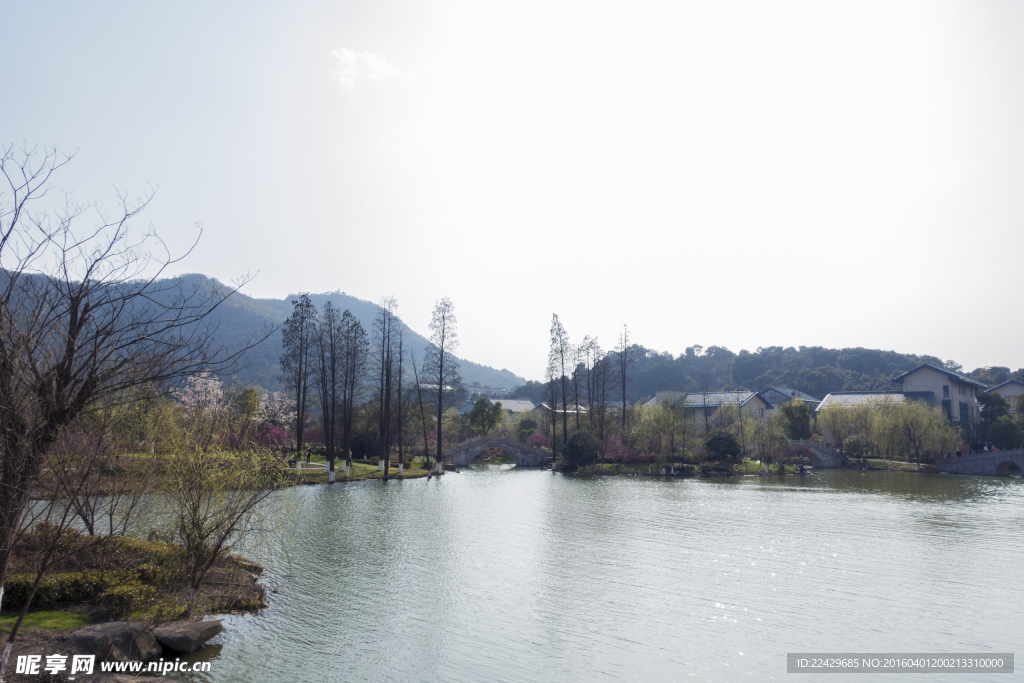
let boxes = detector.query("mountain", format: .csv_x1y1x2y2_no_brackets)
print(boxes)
173,274,524,391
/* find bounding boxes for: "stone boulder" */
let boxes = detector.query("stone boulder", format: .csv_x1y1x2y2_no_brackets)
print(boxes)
72,622,162,662
152,620,223,654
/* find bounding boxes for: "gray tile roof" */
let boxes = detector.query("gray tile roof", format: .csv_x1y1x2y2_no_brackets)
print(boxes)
984,380,1024,393
760,386,820,403
491,399,535,413
817,392,907,410
682,391,758,408
816,391,933,411
535,402,588,413
891,364,988,389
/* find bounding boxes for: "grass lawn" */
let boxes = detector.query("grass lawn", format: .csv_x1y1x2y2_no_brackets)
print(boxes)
0,611,91,633
579,460,804,476
861,459,930,472
285,460,430,484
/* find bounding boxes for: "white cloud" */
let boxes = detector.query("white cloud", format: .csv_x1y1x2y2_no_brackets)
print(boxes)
332,48,399,89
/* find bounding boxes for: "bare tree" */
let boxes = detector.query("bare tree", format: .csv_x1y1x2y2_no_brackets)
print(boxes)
314,301,344,482
372,297,400,482
549,314,571,450
340,310,368,474
571,340,585,431
0,425,109,681
54,401,154,537
592,346,611,454
582,336,594,426
0,144,269,671
616,324,634,432
422,297,462,471
280,294,317,452
396,326,405,470
545,361,561,456
410,350,432,470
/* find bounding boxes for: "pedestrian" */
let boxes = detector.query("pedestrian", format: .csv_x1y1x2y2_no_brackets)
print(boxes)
984,444,989,452
956,448,962,458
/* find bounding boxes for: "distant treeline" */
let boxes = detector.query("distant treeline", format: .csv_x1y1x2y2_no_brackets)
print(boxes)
510,345,1024,404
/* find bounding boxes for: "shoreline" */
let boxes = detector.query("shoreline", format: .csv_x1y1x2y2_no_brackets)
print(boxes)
3,535,266,681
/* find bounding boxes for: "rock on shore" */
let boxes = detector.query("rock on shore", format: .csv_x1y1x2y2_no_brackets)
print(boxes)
71,622,162,662
71,619,223,663
152,620,223,653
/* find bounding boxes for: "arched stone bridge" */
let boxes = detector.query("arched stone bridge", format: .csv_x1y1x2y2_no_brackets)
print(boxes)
445,437,549,468
936,448,1024,476
788,440,845,468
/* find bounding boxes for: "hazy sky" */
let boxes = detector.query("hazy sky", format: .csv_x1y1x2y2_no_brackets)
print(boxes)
4,1,1022,382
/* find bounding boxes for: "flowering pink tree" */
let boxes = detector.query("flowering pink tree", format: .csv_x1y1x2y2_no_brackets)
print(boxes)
604,434,636,462
525,432,550,448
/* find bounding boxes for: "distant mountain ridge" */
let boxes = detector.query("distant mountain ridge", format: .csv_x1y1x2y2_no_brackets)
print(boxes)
175,274,524,391
506,344,1024,405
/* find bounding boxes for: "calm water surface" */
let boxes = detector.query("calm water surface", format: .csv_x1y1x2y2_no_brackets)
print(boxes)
185,468,1023,682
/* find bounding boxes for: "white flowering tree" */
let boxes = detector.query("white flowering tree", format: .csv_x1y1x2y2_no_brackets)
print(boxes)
176,372,229,437
261,391,297,431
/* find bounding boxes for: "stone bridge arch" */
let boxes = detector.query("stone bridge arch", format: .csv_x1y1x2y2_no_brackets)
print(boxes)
445,437,549,468
937,448,1024,476
788,440,844,468
996,460,1023,476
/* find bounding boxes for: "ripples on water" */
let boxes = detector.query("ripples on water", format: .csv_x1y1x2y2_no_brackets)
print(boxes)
182,468,1024,682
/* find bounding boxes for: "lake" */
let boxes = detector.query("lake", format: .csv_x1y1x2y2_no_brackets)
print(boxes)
186,467,1024,682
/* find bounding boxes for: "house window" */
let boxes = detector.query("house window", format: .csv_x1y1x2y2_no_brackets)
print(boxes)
943,385,949,398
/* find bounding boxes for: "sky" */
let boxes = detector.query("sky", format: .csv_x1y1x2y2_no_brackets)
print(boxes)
3,1,1023,382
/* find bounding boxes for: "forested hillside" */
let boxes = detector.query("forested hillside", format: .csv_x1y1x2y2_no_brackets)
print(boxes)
170,274,525,391
510,344,1024,404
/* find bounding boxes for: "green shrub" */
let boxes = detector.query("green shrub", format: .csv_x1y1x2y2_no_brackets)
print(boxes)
98,582,157,618
132,563,176,586
561,431,599,472
2,571,108,610
705,430,741,460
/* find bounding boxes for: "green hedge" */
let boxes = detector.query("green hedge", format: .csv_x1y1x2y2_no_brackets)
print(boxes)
2,541,180,616
2,571,108,610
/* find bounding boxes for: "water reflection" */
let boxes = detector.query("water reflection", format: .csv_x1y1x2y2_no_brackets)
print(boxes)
176,468,1022,683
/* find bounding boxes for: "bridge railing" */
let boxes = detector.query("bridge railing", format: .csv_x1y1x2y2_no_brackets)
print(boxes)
447,436,493,452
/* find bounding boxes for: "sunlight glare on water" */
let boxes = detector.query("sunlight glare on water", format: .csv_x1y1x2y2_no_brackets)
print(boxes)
183,467,1024,683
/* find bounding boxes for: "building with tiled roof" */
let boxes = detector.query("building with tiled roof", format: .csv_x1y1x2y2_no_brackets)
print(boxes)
646,390,772,420
984,380,1024,416
490,399,536,414
758,386,821,409
816,391,929,411
891,363,985,424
